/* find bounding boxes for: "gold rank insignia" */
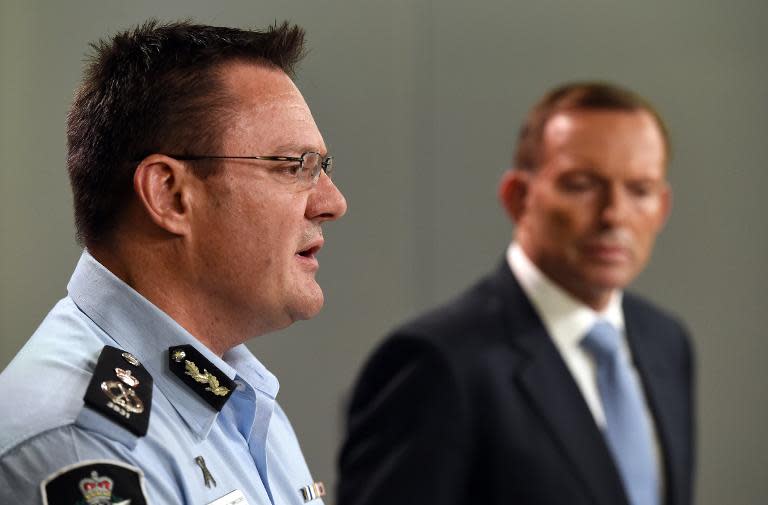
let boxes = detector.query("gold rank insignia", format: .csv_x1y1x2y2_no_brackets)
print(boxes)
184,360,231,396
168,344,236,411
83,345,153,437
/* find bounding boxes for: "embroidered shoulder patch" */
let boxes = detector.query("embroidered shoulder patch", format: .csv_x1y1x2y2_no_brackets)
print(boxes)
41,460,148,505
83,346,153,437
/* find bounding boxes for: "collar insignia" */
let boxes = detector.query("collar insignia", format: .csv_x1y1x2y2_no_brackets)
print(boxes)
168,345,235,411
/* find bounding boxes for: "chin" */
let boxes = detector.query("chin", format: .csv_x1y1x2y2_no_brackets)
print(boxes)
294,302,323,321
585,268,636,292
288,287,325,321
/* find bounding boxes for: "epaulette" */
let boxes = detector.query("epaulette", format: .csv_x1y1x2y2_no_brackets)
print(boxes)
82,345,153,437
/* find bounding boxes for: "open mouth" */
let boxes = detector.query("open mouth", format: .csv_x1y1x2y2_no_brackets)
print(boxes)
297,245,320,259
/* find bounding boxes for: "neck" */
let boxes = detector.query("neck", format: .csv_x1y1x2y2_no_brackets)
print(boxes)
570,287,613,312
89,237,248,357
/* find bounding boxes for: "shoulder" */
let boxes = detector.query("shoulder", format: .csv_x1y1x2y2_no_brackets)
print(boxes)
623,292,693,343
0,298,156,503
351,269,515,408
394,269,511,350
0,301,153,457
340,281,495,487
0,298,100,455
0,424,150,505
623,291,695,368
623,291,684,326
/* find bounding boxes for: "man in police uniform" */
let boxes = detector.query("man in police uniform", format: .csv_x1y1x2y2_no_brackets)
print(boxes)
338,83,694,505
0,20,346,504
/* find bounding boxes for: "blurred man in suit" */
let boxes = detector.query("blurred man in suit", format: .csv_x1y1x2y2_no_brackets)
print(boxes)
338,82,694,505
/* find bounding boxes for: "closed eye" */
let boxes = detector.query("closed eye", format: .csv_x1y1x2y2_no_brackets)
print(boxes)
627,181,660,198
558,172,600,193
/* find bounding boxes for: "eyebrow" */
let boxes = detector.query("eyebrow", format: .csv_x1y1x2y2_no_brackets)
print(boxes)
269,144,327,156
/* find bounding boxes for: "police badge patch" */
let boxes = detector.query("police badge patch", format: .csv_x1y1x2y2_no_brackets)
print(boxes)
41,460,149,505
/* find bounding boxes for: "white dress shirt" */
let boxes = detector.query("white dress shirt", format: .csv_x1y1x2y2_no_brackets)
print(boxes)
507,242,664,495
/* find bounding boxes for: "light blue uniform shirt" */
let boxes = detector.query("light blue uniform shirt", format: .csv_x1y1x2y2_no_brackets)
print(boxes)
0,252,323,505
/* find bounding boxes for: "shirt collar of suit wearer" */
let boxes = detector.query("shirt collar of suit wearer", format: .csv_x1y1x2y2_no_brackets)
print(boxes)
66,250,279,440
506,241,625,350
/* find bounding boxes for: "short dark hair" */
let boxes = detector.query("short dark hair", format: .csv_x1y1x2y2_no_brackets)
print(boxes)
67,19,306,245
513,81,670,172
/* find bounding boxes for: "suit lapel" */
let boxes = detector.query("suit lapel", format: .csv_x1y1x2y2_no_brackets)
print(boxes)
488,262,629,505
624,300,686,505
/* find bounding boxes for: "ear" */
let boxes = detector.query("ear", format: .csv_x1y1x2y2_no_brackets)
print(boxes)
498,169,532,223
133,154,194,236
657,182,673,230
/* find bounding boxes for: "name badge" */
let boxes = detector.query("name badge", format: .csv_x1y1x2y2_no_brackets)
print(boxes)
206,489,249,505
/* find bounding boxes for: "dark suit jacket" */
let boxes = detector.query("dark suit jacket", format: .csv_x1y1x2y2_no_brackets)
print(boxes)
338,261,695,505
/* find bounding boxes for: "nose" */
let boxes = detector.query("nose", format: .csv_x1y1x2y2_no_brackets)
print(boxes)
307,171,347,222
600,183,630,226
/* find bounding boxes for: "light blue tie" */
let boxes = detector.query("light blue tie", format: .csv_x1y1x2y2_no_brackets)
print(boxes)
582,320,659,505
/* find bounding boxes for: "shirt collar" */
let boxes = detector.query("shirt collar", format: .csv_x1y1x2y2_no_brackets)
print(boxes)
507,242,624,350
67,251,279,439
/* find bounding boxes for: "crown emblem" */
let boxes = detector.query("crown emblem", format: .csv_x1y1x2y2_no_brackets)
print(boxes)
78,471,114,504
115,368,140,388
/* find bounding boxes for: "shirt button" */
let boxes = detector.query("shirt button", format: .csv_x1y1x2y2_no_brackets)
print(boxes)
234,380,246,392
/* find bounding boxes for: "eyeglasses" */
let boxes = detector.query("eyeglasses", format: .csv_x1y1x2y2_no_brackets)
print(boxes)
167,152,333,187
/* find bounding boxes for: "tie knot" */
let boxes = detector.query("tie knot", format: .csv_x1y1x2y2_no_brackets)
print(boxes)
581,320,621,361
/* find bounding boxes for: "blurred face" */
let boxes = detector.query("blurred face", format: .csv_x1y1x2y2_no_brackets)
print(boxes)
514,109,670,309
189,63,347,337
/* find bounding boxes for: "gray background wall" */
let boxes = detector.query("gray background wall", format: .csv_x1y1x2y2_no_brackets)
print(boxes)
1,1,766,503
